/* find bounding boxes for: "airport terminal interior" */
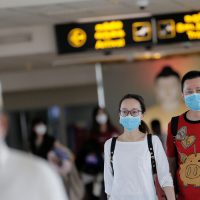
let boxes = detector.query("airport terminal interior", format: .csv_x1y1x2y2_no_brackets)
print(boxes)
0,1,200,200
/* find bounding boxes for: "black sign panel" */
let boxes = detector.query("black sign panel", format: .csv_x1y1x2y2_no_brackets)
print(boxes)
55,18,152,54
155,11,200,44
55,11,200,54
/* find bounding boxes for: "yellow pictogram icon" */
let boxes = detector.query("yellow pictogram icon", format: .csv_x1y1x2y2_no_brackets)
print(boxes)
67,28,87,48
132,22,152,42
157,19,176,39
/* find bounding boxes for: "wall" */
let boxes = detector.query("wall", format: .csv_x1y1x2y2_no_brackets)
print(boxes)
103,54,200,126
4,84,98,110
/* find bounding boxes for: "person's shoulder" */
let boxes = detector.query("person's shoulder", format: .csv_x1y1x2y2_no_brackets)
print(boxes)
151,135,162,145
105,138,112,146
151,134,159,141
172,113,184,118
168,112,186,124
9,148,68,200
104,138,113,150
10,148,54,174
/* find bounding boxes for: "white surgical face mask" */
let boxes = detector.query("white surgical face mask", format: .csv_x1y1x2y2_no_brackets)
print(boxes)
34,124,47,135
96,113,108,125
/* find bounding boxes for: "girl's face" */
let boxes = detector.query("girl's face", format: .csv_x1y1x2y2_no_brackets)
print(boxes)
120,98,143,119
96,109,108,125
34,123,47,136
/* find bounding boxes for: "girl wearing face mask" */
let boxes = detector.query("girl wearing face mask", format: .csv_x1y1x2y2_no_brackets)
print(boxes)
104,94,175,200
90,106,119,153
29,119,55,159
29,118,73,173
75,107,118,200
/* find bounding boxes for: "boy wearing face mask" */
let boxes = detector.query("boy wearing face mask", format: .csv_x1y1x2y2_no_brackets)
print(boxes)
167,70,200,200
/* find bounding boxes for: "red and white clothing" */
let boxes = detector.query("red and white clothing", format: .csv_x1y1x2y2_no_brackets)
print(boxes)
167,111,200,200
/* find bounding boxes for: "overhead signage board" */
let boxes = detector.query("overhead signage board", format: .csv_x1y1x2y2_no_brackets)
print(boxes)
55,18,152,54
55,11,200,54
155,11,200,43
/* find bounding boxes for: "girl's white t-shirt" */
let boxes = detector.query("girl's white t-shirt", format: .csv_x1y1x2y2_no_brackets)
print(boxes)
104,135,173,200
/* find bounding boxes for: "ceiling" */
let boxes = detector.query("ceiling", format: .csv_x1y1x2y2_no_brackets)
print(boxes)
0,0,199,28
0,0,200,75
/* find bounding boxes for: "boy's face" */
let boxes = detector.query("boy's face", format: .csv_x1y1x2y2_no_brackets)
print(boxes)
183,77,200,97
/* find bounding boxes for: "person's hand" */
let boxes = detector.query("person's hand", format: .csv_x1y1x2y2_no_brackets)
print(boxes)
48,151,61,166
48,150,72,176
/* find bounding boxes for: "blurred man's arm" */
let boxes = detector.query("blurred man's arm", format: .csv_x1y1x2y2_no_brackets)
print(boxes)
38,160,69,200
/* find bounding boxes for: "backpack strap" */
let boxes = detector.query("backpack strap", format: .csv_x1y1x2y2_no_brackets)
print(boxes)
147,134,157,175
171,116,179,142
110,137,117,176
170,116,180,194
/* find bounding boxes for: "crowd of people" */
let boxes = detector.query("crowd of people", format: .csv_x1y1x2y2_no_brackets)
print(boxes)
0,69,199,200
104,70,200,200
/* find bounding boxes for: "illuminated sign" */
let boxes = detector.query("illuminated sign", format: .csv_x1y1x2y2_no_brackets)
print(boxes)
177,13,200,40
67,28,87,48
94,21,126,49
132,22,152,42
155,11,200,43
157,19,176,39
94,20,127,50
55,18,152,54
55,11,200,54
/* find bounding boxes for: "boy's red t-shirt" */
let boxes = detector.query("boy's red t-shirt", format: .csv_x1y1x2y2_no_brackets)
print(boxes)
167,111,200,200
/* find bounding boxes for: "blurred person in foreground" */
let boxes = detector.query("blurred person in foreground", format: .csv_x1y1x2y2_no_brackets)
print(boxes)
0,112,68,200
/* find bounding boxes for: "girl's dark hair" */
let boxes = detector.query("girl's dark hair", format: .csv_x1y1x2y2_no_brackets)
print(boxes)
119,94,150,134
91,105,114,134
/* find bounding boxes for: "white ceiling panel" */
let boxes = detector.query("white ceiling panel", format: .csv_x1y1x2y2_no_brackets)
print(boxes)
0,0,91,9
0,0,199,28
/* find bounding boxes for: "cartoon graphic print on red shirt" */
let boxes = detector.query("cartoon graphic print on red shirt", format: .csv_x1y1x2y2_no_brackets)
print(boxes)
167,112,200,200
